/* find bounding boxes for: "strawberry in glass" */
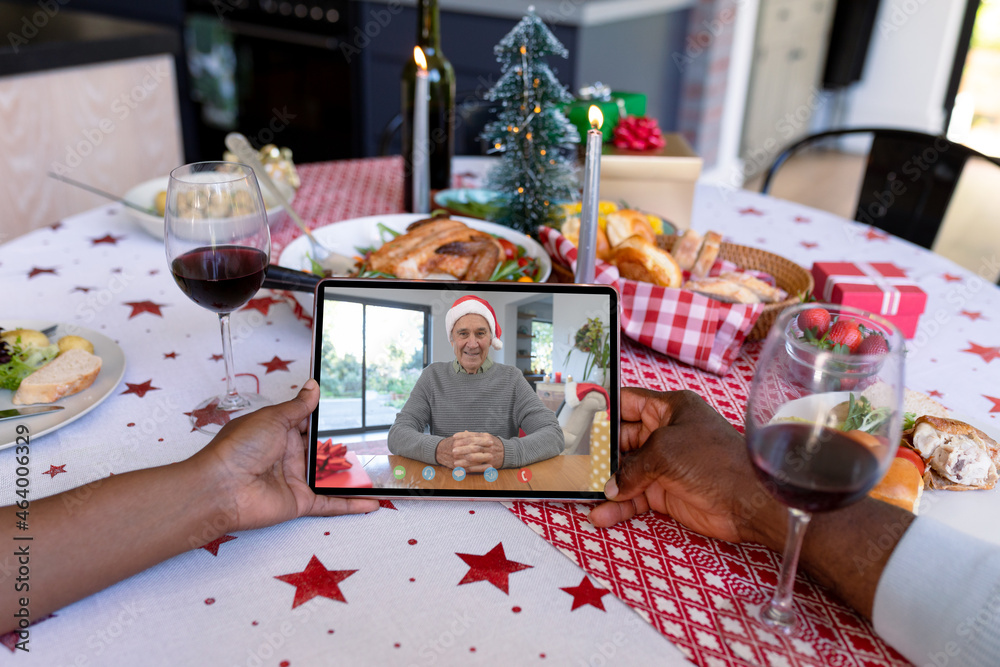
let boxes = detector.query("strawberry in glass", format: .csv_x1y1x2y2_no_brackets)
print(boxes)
827,319,863,353
796,307,831,337
857,333,889,356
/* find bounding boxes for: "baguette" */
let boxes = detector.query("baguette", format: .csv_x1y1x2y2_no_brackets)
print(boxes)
691,231,722,278
718,271,788,303
606,209,656,246
12,349,102,405
612,235,682,288
682,277,760,304
671,229,702,270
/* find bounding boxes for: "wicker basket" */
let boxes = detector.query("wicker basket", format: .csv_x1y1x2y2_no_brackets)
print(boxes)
545,237,812,340
657,235,812,340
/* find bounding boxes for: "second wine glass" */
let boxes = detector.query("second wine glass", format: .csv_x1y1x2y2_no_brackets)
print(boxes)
164,162,271,432
745,303,905,635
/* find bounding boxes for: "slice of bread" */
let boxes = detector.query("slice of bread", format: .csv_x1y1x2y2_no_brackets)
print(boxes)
612,235,683,287
12,349,102,405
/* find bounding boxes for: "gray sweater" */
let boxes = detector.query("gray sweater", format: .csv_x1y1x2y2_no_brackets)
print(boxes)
387,361,564,468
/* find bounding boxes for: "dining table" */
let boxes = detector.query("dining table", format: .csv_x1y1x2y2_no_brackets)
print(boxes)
1,155,999,667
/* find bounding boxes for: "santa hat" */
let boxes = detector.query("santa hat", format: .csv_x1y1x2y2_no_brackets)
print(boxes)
446,295,503,350
564,381,610,410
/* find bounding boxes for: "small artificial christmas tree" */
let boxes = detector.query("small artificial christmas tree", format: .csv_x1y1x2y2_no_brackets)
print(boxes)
482,9,580,234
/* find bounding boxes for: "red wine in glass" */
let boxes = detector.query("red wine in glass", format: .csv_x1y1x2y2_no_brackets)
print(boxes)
164,161,272,432
748,423,883,513
745,302,904,635
170,245,268,313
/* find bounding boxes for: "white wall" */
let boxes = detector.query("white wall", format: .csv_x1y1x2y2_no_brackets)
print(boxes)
843,0,967,132
706,0,968,183
551,293,612,383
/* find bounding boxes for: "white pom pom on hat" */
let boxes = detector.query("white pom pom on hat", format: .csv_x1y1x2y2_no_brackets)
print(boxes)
446,295,503,350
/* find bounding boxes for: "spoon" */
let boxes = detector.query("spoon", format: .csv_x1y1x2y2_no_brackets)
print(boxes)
47,172,160,216
224,132,355,276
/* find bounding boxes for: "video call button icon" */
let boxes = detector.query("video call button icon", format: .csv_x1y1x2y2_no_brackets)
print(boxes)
452,467,467,482
484,467,498,483
421,466,435,481
393,465,406,480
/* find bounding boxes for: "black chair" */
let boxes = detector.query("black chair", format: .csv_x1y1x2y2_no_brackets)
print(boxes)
760,128,1000,251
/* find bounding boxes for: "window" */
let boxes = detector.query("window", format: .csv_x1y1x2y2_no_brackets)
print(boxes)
318,297,429,435
531,320,553,375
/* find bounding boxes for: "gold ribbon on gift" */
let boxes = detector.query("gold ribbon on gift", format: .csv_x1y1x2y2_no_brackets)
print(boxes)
588,411,612,492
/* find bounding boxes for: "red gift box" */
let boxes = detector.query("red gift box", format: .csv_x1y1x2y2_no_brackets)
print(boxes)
811,261,927,338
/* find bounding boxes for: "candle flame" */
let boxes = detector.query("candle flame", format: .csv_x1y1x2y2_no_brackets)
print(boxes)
414,46,427,71
588,105,604,130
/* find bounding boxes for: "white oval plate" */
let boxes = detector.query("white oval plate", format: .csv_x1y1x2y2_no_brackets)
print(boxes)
1,320,126,450
277,213,552,309
771,392,1000,546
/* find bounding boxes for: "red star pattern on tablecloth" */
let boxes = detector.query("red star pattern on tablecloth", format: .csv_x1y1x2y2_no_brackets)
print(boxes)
986,396,1000,414
122,380,160,398
942,273,963,282
863,228,889,241
560,576,612,612
124,301,166,318
186,399,232,430
800,241,818,249
793,216,810,223
738,207,763,215
91,234,123,245
379,499,398,510
210,354,224,362
27,267,57,279
927,390,944,398
456,542,532,594
49,222,62,231
260,356,293,373
164,351,178,359
43,464,67,478
244,296,281,316
73,286,94,293
963,342,1000,364
201,535,238,556
960,310,985,321
275,555,357,608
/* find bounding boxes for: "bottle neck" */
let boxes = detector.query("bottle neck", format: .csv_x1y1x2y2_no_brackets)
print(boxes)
417,0,441,51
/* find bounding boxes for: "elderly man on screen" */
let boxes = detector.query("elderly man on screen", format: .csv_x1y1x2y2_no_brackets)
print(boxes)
387,295,564,471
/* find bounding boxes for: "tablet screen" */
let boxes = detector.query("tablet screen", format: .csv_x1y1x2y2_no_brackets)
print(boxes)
308,280,619,500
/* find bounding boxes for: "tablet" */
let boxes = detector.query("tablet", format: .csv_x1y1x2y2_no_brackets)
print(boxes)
307,279,619,501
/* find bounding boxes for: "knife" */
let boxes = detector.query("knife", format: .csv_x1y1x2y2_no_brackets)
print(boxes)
0,405,65,422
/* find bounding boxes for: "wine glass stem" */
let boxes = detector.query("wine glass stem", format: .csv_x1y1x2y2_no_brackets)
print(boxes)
217,312,246,411
762,508,812,633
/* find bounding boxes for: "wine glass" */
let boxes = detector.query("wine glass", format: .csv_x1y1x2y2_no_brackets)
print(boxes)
745,303,905,635
164,162,271,432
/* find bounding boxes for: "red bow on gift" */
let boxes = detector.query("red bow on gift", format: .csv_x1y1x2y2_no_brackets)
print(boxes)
316,439,352,473
613,116,666,151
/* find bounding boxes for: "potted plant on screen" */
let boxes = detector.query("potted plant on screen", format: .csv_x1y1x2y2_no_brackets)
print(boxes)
565,317,611,389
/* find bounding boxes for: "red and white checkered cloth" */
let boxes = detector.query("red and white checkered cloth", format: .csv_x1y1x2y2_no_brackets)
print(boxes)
539,227,764,376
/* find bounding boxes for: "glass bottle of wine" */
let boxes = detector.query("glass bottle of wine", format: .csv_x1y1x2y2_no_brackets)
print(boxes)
401,0,455,212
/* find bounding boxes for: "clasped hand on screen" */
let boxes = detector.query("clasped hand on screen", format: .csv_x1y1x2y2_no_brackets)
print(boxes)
435,431,505,471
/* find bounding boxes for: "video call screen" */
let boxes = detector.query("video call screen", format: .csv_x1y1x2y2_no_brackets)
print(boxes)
308,280,619,500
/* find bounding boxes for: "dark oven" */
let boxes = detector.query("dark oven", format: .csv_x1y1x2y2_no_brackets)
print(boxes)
185,0,358,163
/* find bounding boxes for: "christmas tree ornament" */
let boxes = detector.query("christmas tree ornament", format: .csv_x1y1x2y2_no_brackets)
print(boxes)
482,9,579,234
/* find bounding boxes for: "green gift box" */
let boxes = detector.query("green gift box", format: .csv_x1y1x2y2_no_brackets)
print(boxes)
564,90,646,143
